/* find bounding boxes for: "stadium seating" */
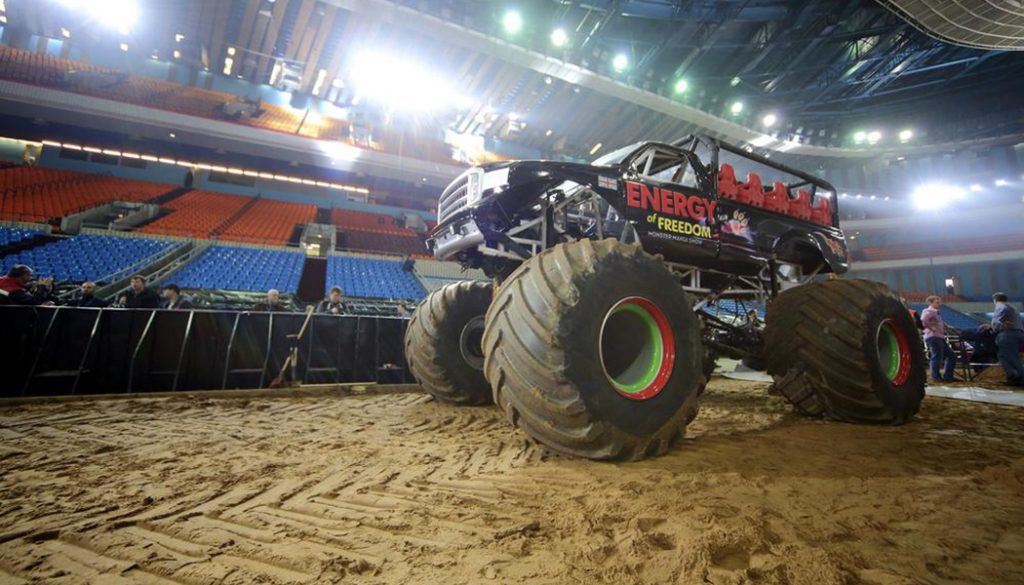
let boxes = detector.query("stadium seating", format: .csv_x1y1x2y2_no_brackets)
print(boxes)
0,225,43,246
331,209,397,230
325,255,425,299
413,259,487,292
170,245,305,293
218,199,316,245
715,165,833,226
340,229,428,257
908,303,981,330
141,190,249,239
705,298,766,320
860,234,1024,261
0,167,171,222
0,234,174,282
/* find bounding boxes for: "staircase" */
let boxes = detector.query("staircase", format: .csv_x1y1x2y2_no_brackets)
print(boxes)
314,207,332,224
297,256,326,304
211,195,260,237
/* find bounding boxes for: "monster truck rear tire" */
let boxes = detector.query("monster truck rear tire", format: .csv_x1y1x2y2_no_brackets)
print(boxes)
482,239,705,460
404,281,493,405
764,279,925,424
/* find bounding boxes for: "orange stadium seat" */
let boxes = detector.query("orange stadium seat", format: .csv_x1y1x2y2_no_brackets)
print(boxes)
218,199,317,246
0,167,171,223
140,190,249,239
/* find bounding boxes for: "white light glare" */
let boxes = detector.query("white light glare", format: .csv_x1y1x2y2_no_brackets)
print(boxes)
612,53,628,72
969,184,982,192
911,182,966,210
351,53,457,111
995,179,1009,186
62,0,137,34
730,101,744,114
550,28,567,47
762,113,777,127
503,10,522,34
898,129,913,142
867,130,882,145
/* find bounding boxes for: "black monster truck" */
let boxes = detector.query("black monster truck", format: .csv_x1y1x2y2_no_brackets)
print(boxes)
405,134,925,460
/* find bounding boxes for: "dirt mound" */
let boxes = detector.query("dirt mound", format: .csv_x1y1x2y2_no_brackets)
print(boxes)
1,379,1023,584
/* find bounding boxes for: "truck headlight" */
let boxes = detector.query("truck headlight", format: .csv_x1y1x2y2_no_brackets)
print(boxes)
466,167,511,206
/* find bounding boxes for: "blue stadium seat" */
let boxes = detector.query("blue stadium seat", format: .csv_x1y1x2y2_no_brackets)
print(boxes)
0,233,172,282
171,245,305,293
0,226,42,247
705,298,766,320
325,255,425,300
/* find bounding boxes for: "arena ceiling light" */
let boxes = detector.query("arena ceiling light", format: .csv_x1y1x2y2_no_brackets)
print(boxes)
550,28,568,47
911,182,966,210
995,179,1009,186
853,131,867,144
503,10,523,34
612,54,628,72
867,130,882,145
969,184,983,192
350,52,456,112
762,113,777,127
61,0,137,34
898,129,913,142
673,79,689,94
729,101,744,114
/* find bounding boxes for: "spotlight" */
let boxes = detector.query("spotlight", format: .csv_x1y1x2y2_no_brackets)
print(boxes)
550,28,567,47
119,42,128,52
589,143,602,155
853,131,866,144
730,76,741,87
969,184,982,192
840,192,848,198
673,79,688,93
545,129,553,136
351,52,457,111
503,10,523,34
898,129,913,142
730,101,743,114
762,113,777,127
612,54,628,72
995,179,1009,186
544,76,552,84
61,27,71,38
867,130,882,145
911,182,966,210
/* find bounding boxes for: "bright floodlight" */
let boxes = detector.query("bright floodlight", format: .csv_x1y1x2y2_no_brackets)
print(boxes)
867,130,882,144
503,10,523,34
612,53,628,72
550,28,567,47
969,184,982,192
898,129,913,142
995,178,1009,186
730,76,741,86
673,78,688,93
730,101,743,114
762,113,777,127
351,53,457,112
853,131,866,144
911,182,966,210
60,0,137,34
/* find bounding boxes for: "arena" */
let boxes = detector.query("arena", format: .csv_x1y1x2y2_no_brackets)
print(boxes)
1,1,1023,583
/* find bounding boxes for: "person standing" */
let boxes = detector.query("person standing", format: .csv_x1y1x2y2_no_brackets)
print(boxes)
255,289,288,312
921,295,955,382
119,275,162,309
0,265,52,306
66,281,109,308
317,286,346,315
986,292,1024,386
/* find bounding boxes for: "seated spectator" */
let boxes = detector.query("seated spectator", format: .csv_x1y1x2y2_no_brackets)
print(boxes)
317,286,346,315
982,292,1024,386
161,284,192,310
396,301,411,319
66,281,109,308
921,295,955,382
0,265,52,306
255,289,288,312
119,275,161,309
958,325,999,369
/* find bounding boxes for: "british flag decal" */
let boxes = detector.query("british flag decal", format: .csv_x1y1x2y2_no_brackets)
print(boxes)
598,176,617,190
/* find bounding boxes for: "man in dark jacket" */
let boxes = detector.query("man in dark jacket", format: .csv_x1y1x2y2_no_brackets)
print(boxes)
317,286,346,315
255,288,289,312
0,265,52,305
161,284,193,310
119,275,161,309
66,281,109,308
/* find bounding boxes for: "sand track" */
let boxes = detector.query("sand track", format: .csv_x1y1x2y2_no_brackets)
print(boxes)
1,380,1023,584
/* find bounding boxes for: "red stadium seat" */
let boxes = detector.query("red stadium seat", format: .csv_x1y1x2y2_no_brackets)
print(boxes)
810,196,833,225
717,163,739,199
762,181,790,213
736,173,764,207
789,189,812,221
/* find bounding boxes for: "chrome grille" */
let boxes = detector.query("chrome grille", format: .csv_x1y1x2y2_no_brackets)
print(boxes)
437,168,481,224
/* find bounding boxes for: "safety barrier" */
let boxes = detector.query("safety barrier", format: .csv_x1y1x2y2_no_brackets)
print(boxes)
1,306,410,396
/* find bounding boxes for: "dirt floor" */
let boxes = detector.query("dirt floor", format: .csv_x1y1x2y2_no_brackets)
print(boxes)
1,379,1023,585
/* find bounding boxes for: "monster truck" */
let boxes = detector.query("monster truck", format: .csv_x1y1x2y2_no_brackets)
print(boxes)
404,134,925,460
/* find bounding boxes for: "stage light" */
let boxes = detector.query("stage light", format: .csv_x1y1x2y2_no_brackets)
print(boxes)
550,28,567,47
867,130,881,144
612,53,628,72
730,76,741,86
503,10,522,34
589,143,602,155
673,79,688,93
60,27,71,38
911,182,966,210
969,184,982,192
173,50,181,59
898,129,913,142
995,179,1009,186
227,46,236,56
175,33,184,42
545,129,553,136
105,0,138,34
730,101,743,114
351,52,457,111
762,113,777,127
853,131,866,144
508,112,519,121
119,42,128,52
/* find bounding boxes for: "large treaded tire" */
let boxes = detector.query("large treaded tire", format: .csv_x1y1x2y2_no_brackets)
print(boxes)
404,281,493,405
482,239,705,461
764,279,925,424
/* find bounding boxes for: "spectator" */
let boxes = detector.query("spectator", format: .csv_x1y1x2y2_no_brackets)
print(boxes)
317,286,346,315
0,265,52,306
161,284,192,310
743,308,760,330
255,289,288,312
921,295,955,382
984,292,1023,386
67,281,109,308
396,301,411,319
119,275,161,309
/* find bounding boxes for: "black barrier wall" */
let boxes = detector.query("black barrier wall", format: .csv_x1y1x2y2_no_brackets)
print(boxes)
0,307,411,396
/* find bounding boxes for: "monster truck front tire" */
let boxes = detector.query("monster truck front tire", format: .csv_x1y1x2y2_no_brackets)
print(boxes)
764,279,925,424
482,239,705,461
404,281,493,405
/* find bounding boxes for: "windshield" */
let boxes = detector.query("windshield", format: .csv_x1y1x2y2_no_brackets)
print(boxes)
591,142,644,166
